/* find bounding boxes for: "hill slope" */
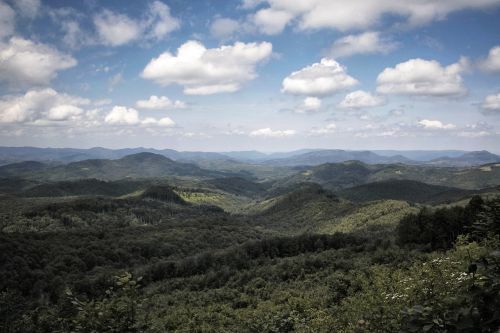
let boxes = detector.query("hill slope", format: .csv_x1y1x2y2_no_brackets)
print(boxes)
4,153,231,181
278,161,500,190
428,150,500,167
262,150,414,166
337,179,478,204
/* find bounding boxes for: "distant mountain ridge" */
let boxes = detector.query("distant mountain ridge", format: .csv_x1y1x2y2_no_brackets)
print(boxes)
0,152,233,181
260,149,414,166
428,150,500,167
0,146,498,167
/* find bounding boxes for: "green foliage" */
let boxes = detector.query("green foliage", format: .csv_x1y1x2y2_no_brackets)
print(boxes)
1,160,500,333
337,179,477,204
318,200,419,235
141,185,186,204
396,196,494,249
59,272,146,333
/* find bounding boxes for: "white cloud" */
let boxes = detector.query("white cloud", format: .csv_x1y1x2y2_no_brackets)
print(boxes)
245,0,500,32
282,58,358,96
157,117,175,127
47,105,84,121
144,1,180,40
93,2,179,46
249,127,296,137
251,8,294,34
0,88,90,123
377,58,468,96
309,123,336,135
339,90,385,109
328,31,397,58
0,1,15,39
293,96,322,113
60,20,96,49
0,37,77,88
12,0,41,18
94,10,142,46
105,106,140,125
479,46,500,73
418,119,456,130
136,95,185,109
210,18,239,39
302,96,321,111
481,93,500,111
105,106,176,127
141,40,272,95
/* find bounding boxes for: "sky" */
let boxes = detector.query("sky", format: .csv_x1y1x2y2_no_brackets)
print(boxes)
0,0,500,152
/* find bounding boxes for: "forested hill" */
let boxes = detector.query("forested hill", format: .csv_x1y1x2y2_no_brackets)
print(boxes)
0,152,235,181
0,150,499,332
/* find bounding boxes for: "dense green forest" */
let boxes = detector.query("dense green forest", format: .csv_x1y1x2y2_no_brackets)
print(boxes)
0,153,499,332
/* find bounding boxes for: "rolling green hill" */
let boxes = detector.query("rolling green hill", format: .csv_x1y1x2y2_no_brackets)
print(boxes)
207,176,269,197
278,161,500,190
248,183,353,234
2,152,232,181
20,179,147,197
336,179,479,204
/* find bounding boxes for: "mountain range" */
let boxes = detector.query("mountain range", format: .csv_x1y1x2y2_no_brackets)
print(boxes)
1,146,499,167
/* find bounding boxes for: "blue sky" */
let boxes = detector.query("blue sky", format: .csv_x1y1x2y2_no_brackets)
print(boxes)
0,0,500,152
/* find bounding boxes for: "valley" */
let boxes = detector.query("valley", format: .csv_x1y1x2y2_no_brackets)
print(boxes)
0,148,499,332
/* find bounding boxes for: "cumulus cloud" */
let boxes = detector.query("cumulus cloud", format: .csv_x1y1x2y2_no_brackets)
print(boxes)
136,95,186,109
104,106,176,127
94,1,179,46
481,93,500,112
244,0,500,32
418,119,456,130
157,117,175,127
249,127,296,137
0,37,76,88
376,58,468,96
251,8,294,34
47,105,83,121
141,40,272,95
479,45,500,73
210,17,239,39
309,123,337,135
339,90,386,109
301,96,322,112
0,1,15,39
0,88,90,123
61,20,96,49
144,1,180,40
104,106,141,125
94,10,142,46
328,31,397,58
282,58,358,96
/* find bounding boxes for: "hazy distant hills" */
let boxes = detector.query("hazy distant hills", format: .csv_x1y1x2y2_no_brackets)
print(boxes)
1,146,499,167
278,161,500,190
427,150,500,167
260,149,414,166
0,152,232,181
0,146,225,166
